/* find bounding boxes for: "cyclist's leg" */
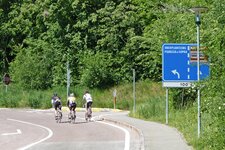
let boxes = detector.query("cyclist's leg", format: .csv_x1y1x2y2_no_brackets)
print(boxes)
85,102,88,120
73,103,76,111
74,103,77,115
87,102,90,110
54,103,58,118
86,102,91,118
71,107,74,114
58,102,62,117
68,106,71,119
59,102,62,111
87,101,93,108
87,102,92,113
85,102,88,111
71,105,75,119
68,106,72,112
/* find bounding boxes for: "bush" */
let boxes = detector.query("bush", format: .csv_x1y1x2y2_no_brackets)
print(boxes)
79,51,117,88
170,88,197,109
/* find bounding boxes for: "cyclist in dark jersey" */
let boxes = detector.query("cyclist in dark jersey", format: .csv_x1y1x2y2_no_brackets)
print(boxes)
51,93,62,119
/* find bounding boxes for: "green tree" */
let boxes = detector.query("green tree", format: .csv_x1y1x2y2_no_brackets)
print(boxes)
79,51,116,88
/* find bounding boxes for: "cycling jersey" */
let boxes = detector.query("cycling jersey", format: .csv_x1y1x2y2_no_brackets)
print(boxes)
52,96,61,104
68,96,76,104
83,93,92,103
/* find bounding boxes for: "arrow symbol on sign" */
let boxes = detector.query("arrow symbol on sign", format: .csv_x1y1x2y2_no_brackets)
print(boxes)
172,70,180,79
1,129,22,136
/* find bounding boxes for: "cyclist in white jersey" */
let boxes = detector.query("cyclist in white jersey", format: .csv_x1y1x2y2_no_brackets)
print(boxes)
83,91,93,111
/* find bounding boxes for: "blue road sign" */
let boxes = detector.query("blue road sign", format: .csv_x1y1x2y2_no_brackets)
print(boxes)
162,43,209,82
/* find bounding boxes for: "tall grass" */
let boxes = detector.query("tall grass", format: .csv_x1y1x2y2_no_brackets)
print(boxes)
0,80,164,110
0,84,64,108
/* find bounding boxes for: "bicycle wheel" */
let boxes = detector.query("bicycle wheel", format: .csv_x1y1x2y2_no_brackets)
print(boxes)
88,107,92,119
56,111,60,123
85,108,91,122
59,111,62,123
68,113,72,123
85,111,88,122
71,111,76,123
56,110,62,123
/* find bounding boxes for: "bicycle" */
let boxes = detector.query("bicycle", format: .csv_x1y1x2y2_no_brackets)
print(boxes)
85,105,92,122
68,110,76,124
55,108,62,123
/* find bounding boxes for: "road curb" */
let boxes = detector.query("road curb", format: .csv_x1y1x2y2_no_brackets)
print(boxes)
61,107,122,112
102,117,145,150
170,126,193,150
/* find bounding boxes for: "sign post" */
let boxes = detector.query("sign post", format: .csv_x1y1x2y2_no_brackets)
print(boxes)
166,88,169,124
190,6,208,138
67,62,71,99
113,89,117,109
133,69,136,113
3,74,11,92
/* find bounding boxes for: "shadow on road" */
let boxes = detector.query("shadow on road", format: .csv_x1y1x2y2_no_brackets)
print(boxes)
57,120,94,124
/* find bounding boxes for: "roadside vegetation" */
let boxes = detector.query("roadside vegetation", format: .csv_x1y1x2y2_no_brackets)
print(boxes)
0,0,224,150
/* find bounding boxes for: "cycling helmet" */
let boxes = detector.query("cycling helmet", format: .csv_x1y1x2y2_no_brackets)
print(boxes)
85,90,89,94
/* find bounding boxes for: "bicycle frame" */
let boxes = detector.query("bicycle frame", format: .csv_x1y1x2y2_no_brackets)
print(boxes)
56,108,62,123
85,105,92,122
68,110,76,123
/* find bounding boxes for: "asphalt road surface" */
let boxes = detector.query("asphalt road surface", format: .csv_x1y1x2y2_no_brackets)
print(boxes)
0,108,141,150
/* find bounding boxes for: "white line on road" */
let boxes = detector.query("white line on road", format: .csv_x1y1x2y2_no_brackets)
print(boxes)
77,116,130,150
97,121,130,150
1,129,22,136
7,118,53,150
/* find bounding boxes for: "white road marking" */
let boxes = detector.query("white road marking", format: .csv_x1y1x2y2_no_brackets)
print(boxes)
2,129,22,136
77,116,130,150
97,121,130,150
7,118,53,150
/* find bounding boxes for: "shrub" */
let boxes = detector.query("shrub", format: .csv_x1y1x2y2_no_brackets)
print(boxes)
79,51,117,88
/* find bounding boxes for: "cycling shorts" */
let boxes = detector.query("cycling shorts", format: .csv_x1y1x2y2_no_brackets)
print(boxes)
87,101,92,109
54,101,62,110
69,103,76,111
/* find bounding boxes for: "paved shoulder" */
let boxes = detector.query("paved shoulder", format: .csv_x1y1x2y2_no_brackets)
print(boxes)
101,111,193,150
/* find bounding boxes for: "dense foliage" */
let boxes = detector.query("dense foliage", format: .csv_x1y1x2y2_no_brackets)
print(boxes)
0,0,224,149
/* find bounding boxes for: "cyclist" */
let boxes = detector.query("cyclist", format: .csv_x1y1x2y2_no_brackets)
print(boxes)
83,90,93,114
67,93,76,118
51,93,62,119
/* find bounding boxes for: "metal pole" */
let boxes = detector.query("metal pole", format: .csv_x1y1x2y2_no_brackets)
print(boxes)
114,97,116,109
166,88,168,124
133,69,136,113
113,89,117,110
67,62,70,99
196,14,201,138
190,6,208,138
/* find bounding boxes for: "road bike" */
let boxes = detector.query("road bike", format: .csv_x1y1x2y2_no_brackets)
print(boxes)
68,110,76,124
55,108,62,123
85,105,92,122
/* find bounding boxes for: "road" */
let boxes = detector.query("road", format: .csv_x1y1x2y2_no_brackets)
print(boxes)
0,108,142,150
